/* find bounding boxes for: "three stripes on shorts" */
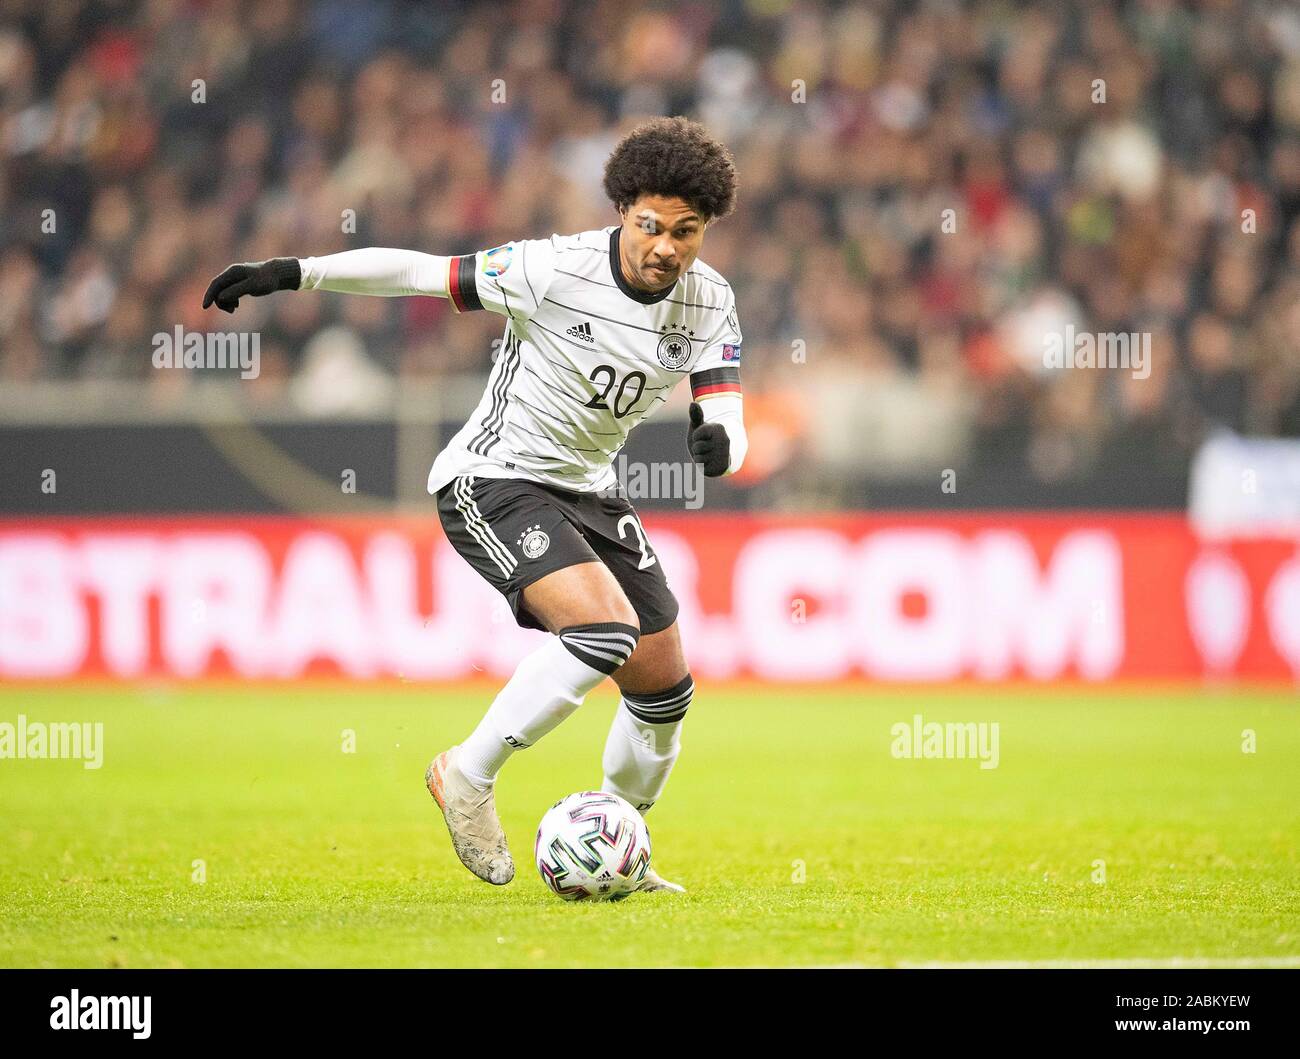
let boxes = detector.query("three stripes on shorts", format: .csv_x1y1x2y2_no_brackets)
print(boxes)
558,622,640,675
452,476,516,578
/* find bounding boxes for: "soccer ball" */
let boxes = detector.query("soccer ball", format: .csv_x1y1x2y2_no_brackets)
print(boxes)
534,791,651,901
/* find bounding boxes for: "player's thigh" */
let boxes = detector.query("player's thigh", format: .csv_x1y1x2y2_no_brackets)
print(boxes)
614,621,688,695
437,475,632,632
521,561,638,634
575,492,679,637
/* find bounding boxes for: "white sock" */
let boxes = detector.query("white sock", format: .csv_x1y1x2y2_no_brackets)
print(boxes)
601,675,693,812
457,622,639,789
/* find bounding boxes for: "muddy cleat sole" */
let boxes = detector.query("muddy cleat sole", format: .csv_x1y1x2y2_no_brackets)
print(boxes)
425,747,514,885
636,868,686,894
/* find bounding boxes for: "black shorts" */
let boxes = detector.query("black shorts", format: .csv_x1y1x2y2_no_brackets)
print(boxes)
436,475,679,634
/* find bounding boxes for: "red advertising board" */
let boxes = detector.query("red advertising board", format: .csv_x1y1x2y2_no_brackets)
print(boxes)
1,514,1297,682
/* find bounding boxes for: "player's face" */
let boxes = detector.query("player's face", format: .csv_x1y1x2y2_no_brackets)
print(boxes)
618,195,706,292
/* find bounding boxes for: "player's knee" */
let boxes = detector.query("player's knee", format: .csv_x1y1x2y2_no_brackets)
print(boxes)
557,619,640,675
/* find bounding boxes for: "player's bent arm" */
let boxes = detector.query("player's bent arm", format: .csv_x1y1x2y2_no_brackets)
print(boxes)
697,392,747,476
687,359,746,477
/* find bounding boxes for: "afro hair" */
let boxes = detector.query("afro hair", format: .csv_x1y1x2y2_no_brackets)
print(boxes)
602,116,738,222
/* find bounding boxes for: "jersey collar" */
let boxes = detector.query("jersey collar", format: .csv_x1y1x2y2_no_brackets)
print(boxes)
609,227,675,305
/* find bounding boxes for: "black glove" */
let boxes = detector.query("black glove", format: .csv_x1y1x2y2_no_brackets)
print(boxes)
202,258,301,313
687,401,731,478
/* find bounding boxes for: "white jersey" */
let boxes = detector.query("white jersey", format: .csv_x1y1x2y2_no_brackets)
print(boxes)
427,226,743,494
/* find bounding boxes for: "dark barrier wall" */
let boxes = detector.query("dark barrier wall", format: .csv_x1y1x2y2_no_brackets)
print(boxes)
0,421,1190,514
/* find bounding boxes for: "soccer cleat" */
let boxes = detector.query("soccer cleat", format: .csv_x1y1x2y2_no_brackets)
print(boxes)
636,868,685,894
425,747,514,885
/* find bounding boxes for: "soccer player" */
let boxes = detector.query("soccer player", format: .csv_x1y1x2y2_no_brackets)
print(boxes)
203,116,746,893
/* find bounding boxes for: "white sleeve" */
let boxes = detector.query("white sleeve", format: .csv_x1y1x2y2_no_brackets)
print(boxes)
699,391,747,476
297,248,451,297
688,285,746,475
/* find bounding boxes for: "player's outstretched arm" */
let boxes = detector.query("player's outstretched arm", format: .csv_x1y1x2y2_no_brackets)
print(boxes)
202,248,452,313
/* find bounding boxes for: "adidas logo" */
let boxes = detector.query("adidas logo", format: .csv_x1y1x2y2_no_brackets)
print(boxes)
566,321,594,342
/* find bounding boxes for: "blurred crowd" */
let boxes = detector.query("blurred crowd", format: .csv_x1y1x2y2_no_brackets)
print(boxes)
2,0,1299,496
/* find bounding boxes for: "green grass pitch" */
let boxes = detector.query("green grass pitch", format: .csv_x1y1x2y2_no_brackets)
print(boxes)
0,682,1296,968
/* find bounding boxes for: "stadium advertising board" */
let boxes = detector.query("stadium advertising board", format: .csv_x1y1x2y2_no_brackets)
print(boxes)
2,515,1297,682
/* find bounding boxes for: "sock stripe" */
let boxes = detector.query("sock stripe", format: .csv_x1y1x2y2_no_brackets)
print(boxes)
623,674,694,705
562,633,639,656
558,622,639,675
567,630,640,644
564,642,629,667
624,701,692,722
623,674,694,724
624,687,694,712
624,683,694,706
626,693,693,716
562,641,633,673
